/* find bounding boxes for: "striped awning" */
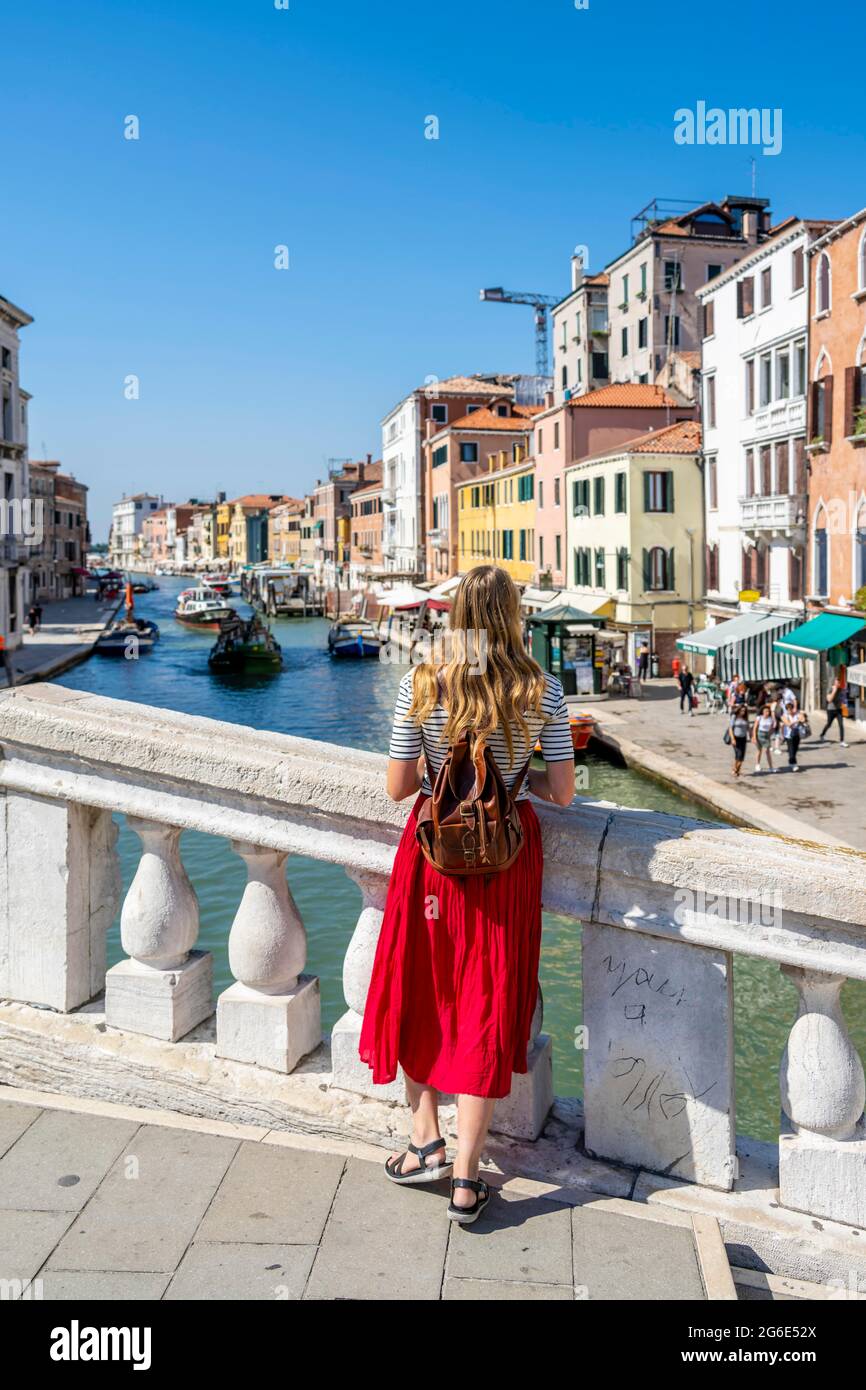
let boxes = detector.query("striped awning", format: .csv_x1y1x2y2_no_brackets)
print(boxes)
677,610,801,681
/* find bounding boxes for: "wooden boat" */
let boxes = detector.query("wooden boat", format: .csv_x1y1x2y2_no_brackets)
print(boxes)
130,579,158,594
174,587,236,630
208,616,282,675
534,712,596,755
327,618,383,659
95,618,160,656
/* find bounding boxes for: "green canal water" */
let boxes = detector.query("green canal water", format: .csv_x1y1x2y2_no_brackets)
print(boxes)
57,576,866,1144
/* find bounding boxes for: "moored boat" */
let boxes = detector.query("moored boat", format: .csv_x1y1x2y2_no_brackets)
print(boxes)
174,587,237,630
95,618,160,656
534,712,596,755
208,616,283,675
327,617,383,659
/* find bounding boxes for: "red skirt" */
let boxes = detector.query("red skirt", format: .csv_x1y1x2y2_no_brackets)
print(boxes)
358,794,544,1100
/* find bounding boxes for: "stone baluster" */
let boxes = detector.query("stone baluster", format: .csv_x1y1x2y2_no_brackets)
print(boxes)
330,868,396,1098
0,795,120,1012
216,841,320,1072
104,817,214,1039
778,964,866,1228
105,817,213,1041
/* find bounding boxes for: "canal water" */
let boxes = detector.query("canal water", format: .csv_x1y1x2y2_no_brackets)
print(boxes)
58,576,866,1144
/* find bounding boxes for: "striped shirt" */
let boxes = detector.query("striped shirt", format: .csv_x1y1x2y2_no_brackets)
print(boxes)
388,668,573,800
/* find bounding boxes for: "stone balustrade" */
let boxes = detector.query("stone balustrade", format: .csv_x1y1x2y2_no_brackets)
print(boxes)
1,684,866,1227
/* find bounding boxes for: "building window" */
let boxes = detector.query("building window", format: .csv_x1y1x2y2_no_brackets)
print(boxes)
760,445,772,495
791,247,805,292
614,471,627,513
702,301,714,338
640,263,647,295
460,442,478,463
794,340,807,396
554,421,560,449
664,315,680,348
554,477,561,506
761,266,772,308
538,480,544,509
643,471,674,512
776,349,790,400
431,403,448,424
518,473,534,502
816,253,831,314
432,445,448,467
811,377,833,443
572,478,590,516
561,365,568,390
759,353,772,407
591,351,608,378
745,448,756,496
638,317,648,349
644,546,674,591
621,274,629,307
555,534,561,570
590,306,608,333
573,546,591,585
707,263,722,281
707,543,719,590
593,476,605,515
621,326,628,357
775,440,790,494
737,276,755,318
502,530,514,560
814,525,828,595
537,428,543,452
595,547,605,587
708,455,718,510
705,375,716,428
663,261,683,292
616,547,628,590
745,358,755,414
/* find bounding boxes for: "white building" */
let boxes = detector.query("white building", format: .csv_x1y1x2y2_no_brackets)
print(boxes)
696,219,835,629
109,493,162,570
550,258,610,404
0,294,33,652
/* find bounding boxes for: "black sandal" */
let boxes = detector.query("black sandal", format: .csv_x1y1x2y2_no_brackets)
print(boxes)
384,1136,453,1185
447,1175,491,1224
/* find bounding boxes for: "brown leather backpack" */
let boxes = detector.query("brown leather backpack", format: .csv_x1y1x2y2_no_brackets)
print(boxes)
415,735,531,876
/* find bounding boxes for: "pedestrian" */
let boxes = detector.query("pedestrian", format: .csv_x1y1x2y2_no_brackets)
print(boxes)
637,641,650,680
359,564,575,1224
783,701,809,771
751,704,777,774
34,603,42,631
678,664,695,715
729,703,750,777
26,604,38,635
726,673,740,711
770,690,786,755
819,669,848,748
780,682,797,710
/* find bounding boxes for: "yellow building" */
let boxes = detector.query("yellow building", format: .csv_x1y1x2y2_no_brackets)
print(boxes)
456,450,535,584
215,499,233,560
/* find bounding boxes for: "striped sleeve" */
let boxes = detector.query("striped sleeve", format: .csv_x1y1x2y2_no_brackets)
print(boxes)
538,676,574,763
388,670,423,761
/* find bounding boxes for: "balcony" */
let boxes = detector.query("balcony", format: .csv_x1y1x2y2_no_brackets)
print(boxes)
749,397,806,436
427,527,449,550
739,493,806,535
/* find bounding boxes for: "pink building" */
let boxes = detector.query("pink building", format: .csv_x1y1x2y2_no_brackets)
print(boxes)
532,383,697,586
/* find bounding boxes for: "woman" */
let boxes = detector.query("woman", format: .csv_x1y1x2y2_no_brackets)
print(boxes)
358,566,575,1224
729,703,750,778
751,704,777,774
820,669,848,748
769,690,785,756
783,701,807,771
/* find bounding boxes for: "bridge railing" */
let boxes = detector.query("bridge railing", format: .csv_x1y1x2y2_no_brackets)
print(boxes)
1,683,865,1227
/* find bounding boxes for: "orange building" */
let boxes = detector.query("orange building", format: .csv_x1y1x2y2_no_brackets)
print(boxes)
349,460,384,581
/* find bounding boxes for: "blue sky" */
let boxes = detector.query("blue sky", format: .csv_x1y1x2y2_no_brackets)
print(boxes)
5,0,864,540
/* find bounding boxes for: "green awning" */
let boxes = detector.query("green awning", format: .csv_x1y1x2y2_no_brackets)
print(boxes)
772,613,866,660
677,610,800,680
526,603,605,627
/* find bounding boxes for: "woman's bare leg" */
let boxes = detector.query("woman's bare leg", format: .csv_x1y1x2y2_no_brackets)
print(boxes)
452,1092,496,1208
387,1071,442,1173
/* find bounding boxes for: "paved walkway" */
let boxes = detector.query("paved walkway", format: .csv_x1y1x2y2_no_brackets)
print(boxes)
592,682,866,852
0,1092,727,1301
1,592,119,688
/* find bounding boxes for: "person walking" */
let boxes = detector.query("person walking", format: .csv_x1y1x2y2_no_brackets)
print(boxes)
726,673,741,712
637,641,650,680
358,565,575,1224
729,703,750,777
770,691,786,756
26,604,39,635
678,664,695,715
820,670,848,748
783,701,807,771
751,704,777,774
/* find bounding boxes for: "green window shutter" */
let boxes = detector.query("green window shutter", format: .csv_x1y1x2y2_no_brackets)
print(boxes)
642,548,650,589
667,471,675,513
668,547,676,589
643,473,651,511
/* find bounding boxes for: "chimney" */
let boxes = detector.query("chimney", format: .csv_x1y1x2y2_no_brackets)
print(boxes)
742,209,759,243
571,254,585,291
545,389,554,409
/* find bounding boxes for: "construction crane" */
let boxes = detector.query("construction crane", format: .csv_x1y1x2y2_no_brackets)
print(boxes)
479,287,560,378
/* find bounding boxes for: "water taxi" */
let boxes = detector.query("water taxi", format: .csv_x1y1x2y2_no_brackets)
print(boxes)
201,573,234,598
174,587,237,630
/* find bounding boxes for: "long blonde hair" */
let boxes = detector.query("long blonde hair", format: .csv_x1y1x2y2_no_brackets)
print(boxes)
406,565,547,762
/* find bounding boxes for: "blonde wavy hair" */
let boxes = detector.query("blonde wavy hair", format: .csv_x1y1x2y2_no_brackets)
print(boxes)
406,565,547,763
